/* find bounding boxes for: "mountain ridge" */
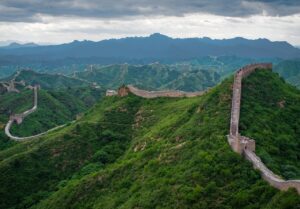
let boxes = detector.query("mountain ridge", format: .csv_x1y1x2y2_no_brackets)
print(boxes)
0,34,299,66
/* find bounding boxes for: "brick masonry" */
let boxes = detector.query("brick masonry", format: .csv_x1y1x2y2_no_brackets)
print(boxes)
228,63,300,194
5,85,66,141
118,85,205,98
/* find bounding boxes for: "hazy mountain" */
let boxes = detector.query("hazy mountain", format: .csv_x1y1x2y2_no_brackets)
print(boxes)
0,34,299,66
0,40,18,47
1,42,39,49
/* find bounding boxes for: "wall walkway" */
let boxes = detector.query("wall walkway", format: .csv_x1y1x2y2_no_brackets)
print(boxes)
4,86,66,141
119,85,205,98
227,63,300,194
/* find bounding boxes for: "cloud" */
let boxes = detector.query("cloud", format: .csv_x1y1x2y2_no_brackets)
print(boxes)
0,0,299,45
0,0,300,23
0,13,299,45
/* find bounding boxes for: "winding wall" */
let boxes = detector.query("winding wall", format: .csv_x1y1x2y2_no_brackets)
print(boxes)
4,86,66,141
5,64,300,193
227,63,300,194
120,85,205,98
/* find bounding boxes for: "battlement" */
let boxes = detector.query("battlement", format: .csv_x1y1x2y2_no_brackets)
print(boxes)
227,63,300,194
117,85,205,98
229,63,272,137
5,85,39,140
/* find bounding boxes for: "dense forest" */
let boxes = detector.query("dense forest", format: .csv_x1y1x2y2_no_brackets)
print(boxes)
0,69,299,209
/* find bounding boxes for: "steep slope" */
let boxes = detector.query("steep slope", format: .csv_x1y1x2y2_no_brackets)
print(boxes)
75,63,220,91
240,70,300,179
0,73,299,209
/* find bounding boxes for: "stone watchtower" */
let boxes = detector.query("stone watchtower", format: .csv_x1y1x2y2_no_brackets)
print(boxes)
118,85,130,97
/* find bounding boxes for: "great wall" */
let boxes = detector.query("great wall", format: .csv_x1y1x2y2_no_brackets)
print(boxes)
227,63,300,194
111,64,300,194
0,71,24,93
107,85,205,98
4,65,300,194
4,85,66,141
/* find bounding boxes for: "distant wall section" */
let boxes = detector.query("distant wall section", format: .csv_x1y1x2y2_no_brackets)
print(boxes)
117,85,205,98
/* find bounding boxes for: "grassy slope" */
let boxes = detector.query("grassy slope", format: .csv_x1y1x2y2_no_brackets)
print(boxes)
0,72,299,209
240,70,300,179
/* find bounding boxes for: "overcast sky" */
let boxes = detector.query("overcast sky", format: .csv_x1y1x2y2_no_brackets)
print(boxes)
0,0,300,45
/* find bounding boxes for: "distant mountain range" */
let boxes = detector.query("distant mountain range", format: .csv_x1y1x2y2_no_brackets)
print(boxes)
0,34,299,65
2,42,39,49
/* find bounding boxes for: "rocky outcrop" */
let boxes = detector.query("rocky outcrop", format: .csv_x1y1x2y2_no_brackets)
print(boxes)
227,63,300,194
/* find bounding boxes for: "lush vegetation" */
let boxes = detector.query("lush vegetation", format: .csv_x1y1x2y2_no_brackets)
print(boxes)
0,72,299,209
0,86,104,145
240,70,300,180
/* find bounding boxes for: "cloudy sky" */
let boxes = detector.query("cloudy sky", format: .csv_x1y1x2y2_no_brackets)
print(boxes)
0,0,300,45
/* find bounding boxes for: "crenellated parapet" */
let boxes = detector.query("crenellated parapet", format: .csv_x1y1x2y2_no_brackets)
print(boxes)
229,63,272,139
117,85,205,98
228,63,300,194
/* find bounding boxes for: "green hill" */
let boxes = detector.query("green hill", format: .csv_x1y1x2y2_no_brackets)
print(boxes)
0,69,299,209
74,63,220,91
0,87,104,149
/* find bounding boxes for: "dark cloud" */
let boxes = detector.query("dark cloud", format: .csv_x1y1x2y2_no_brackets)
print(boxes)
0,0,300,22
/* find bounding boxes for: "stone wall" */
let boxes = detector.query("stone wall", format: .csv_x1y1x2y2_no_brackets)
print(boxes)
120,85,205,98
227,63,300,194
245,150,300,193
4,85,54,141
229,63,272,138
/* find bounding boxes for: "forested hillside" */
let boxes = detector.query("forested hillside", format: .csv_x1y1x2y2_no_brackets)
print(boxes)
0,70,299,209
